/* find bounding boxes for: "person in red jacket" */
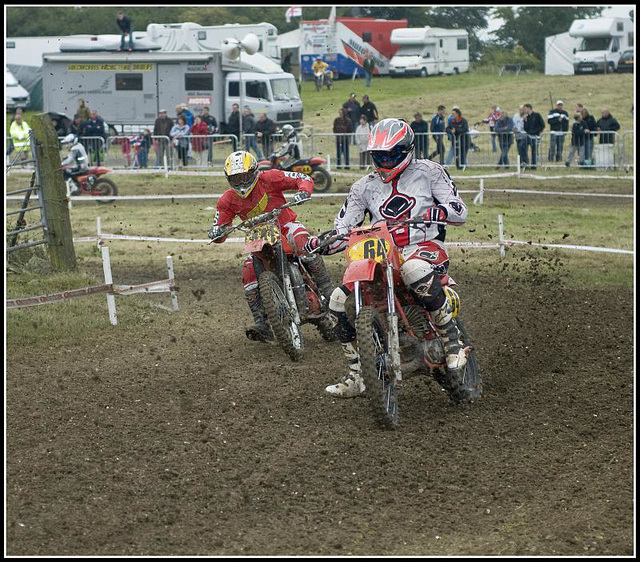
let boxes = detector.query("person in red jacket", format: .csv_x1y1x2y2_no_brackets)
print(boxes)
189,115,209,168
208,151,334,341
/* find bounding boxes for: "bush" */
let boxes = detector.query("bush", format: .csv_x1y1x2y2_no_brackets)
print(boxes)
475,45,542,72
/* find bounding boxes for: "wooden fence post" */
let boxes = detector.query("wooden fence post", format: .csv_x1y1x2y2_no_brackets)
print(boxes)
30,113,77,271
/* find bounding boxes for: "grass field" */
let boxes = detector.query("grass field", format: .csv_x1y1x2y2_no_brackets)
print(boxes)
7,70,635,135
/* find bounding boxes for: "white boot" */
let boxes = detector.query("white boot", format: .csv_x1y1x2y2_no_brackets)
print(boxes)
325,342,366,398
432,301,468,371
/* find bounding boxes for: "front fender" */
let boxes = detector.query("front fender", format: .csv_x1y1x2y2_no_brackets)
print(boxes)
342,259,379,284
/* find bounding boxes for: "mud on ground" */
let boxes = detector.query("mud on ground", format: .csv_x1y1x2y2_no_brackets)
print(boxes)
6,253,634,555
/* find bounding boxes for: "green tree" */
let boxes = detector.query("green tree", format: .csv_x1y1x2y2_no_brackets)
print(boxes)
492,7,604,61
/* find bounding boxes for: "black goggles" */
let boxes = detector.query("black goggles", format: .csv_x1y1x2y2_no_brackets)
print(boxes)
370,146,406,169
227,170,257,190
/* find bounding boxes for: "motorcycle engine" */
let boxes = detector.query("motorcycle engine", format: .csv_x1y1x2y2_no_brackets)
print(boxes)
86,176,96,186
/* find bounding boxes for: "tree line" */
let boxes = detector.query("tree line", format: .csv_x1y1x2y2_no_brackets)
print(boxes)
8,6,610,66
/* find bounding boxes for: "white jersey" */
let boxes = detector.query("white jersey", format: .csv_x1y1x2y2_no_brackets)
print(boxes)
61,143,89,171
331,159,467,252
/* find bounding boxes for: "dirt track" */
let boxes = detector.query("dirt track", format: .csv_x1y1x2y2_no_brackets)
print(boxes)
6,254,634,555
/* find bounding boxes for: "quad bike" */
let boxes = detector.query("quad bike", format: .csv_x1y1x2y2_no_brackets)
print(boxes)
313,218,482,429
258,154,332,193
209,200,336,361
62,166,118,204
314,68,334,91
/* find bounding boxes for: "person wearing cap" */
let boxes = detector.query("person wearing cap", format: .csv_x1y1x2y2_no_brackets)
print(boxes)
153,109,174,167
483,104,501,153
410,112,429,159
360,94,378,125
547,100,569,163
342,93,361,144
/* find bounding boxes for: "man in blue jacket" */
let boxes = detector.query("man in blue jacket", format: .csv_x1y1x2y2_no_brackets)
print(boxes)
428,105,446,164
116,12,134,51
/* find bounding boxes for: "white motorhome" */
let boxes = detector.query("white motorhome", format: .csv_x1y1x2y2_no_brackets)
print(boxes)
42,50,302,129
569,17,634,74
389,27,469,77
5,66,30,110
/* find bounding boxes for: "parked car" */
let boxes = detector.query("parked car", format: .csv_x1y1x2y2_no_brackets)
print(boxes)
5,67,30,111
617,49,634,73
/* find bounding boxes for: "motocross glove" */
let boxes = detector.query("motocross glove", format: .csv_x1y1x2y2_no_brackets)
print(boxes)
292,190,311,204
423,205,448,226
303,236,321,254
208,224,226,240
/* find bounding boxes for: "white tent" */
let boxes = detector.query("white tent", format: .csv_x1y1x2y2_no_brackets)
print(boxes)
545,31,582,75
276,28,301,49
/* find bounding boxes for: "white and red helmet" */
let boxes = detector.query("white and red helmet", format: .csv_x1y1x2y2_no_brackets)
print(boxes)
367,118,415,183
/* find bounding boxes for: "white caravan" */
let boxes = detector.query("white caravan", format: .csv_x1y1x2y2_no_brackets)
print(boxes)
389,27,469,77
5,67,30,110
569,17,634,74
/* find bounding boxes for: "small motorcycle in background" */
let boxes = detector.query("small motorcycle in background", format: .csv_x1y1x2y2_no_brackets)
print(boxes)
63,166,118,204
314,68,334,91
258,154,333,193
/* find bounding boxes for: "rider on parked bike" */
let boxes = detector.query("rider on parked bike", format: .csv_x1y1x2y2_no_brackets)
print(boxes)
305,118,469,398
208,150,334,342
272,124,301,168
60,133,89,195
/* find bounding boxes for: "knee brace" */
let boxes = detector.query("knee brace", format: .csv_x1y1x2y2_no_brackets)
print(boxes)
329,286,356,343
401,259,446,311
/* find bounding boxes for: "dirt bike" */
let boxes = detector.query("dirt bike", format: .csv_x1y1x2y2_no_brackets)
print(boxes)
63,166,118,204
313,219,482,429
314,68,333,91
258,154,332,193
209,200,336,361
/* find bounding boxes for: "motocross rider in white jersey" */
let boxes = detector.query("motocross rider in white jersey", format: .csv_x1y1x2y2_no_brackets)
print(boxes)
274,124,301,168
305,118,469,398
60,133,89,195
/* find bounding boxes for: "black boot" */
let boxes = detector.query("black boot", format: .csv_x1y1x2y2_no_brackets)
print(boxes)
303,254,335,302
244,287,274,342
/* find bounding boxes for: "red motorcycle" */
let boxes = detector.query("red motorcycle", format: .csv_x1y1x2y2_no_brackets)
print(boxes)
313,219,482,428
258,154,332,193
63,166,118,204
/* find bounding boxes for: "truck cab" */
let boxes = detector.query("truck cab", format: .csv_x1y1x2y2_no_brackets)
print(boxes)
570,17,634,74
225,71,302,127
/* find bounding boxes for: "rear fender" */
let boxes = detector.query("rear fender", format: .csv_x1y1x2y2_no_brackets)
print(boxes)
309,157,327,165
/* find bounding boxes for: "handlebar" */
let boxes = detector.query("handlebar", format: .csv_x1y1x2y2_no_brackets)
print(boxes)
309,218,449,254
207,198,306,245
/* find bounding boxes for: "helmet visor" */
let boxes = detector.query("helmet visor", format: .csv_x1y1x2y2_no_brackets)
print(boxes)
227,170,258,191
370,146,406,170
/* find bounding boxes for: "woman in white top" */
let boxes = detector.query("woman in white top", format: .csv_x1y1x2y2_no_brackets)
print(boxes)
512,105,528,167
354,115,372,169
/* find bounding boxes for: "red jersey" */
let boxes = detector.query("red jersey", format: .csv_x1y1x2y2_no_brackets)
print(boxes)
212,169,313,243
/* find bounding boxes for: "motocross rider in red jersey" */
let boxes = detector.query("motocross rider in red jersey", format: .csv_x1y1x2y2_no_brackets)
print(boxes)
305,119,469,398
208,150,334,341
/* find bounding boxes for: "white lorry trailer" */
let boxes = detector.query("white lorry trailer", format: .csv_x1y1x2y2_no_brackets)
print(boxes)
569,17,634,74
41,39,301,130
389,27,469,77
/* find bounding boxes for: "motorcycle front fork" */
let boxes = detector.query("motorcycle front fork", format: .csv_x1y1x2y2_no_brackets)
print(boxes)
353,260,402,382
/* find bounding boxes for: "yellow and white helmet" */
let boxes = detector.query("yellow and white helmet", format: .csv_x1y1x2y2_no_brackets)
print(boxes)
224,151,259,197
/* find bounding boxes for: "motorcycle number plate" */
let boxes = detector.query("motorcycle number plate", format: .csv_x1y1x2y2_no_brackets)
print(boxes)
245,224,280,245
293,165,312,174
348,237,390,263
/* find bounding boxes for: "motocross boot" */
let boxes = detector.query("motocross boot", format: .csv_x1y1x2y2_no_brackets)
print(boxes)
325,342,366,398
244,287,275,342
432,299,468,372
303,254,335,303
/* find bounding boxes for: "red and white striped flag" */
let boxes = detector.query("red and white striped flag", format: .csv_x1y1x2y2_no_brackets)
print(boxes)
285,6,302,23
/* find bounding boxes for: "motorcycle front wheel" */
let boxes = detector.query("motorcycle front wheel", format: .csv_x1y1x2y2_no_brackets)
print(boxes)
311,166,332,193
92,178,118,205
357,306,399,429
454,316,483,401
259,271,304,361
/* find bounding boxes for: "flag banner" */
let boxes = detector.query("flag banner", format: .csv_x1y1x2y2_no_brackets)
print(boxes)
285,6,302,23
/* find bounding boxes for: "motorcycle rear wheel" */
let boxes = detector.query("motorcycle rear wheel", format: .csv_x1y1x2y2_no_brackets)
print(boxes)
259,271,304,361
93,178,118,205
311,166,332,193
357,306,399,429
